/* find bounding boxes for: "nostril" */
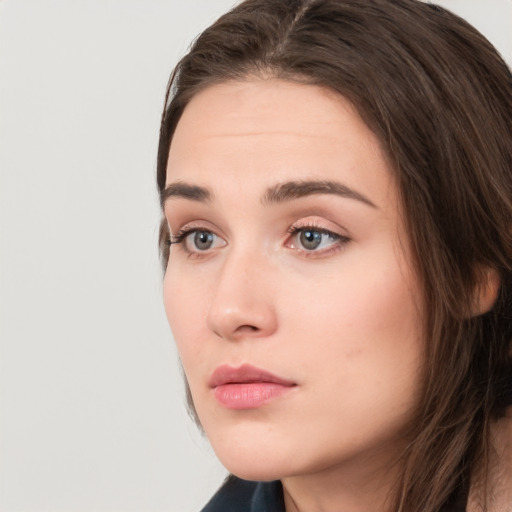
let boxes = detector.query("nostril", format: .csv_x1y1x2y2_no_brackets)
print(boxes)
236,325,259,333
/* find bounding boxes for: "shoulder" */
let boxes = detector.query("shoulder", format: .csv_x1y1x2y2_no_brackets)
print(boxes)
201,475,284,512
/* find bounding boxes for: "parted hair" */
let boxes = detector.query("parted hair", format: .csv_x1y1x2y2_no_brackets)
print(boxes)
156,1,512,511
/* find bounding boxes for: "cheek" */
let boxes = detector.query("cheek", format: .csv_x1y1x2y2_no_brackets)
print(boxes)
288,255,422,388
163,267,209,363
285,262,423,447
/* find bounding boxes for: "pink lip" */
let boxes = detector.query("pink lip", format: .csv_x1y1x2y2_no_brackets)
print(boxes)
209,364,297,410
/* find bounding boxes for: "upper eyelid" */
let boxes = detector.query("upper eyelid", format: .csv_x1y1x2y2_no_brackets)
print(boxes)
169,220,220,237
288,224,338,234
288,218,349,237
168,215,350,241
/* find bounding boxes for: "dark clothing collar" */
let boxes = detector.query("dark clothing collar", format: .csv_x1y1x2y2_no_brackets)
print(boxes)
201,476,284,512
201,475,469,512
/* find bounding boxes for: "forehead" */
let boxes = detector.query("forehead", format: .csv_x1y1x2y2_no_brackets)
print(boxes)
173,79,360,137
170,80,379,155
165,78,395,207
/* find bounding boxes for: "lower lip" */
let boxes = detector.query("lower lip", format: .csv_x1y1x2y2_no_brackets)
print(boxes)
213,382,295,409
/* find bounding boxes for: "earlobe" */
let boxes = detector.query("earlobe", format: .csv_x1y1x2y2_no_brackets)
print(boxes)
471,267,500,317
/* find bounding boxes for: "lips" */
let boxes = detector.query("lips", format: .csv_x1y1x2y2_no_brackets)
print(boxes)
209,364,297,409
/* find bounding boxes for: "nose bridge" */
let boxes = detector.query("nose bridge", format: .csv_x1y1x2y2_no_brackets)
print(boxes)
206,242,277,340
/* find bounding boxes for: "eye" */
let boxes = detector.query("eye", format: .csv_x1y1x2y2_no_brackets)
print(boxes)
190,231,215,251
297,229,328,250
170,228,226,254
287,226,348,255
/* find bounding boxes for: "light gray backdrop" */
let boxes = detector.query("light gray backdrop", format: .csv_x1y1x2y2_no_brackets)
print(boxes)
1,1,511,511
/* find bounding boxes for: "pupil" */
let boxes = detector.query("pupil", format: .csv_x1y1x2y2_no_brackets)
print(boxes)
300,230,322,250
194,231,213,250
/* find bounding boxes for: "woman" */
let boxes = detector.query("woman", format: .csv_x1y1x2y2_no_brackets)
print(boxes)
157,0,512,511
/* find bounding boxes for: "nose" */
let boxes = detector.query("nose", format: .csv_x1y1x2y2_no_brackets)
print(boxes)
206,249,278,341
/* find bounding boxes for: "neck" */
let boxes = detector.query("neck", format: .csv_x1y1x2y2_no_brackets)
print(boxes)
467,406,512,512
281,444,402,512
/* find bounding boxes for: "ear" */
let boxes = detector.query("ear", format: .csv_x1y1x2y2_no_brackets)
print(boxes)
471,267,500,317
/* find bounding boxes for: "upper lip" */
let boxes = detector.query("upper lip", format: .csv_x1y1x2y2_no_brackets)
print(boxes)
209,364,296,388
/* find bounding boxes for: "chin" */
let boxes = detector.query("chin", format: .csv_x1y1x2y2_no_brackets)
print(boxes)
219,456,288,482
205,426,296,482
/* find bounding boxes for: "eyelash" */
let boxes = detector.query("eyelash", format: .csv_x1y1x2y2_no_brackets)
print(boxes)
168,228,198,246
167,224,350,257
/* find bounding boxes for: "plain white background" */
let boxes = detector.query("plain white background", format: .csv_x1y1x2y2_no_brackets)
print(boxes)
1,1,510,511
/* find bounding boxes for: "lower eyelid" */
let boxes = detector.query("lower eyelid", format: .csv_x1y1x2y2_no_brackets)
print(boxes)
293,242,347,260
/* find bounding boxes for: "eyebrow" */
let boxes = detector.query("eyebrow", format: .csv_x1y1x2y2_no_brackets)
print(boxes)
160,182,212,207
161,179,376,209
263,180,377,208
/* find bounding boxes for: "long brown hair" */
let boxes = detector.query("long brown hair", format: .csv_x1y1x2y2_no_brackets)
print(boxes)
156,1,512,510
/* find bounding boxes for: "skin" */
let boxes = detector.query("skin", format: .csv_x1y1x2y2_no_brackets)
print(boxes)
468,411,512,512
163,78,425,512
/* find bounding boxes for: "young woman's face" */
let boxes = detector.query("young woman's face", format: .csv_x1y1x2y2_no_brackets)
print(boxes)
163,79,424,482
